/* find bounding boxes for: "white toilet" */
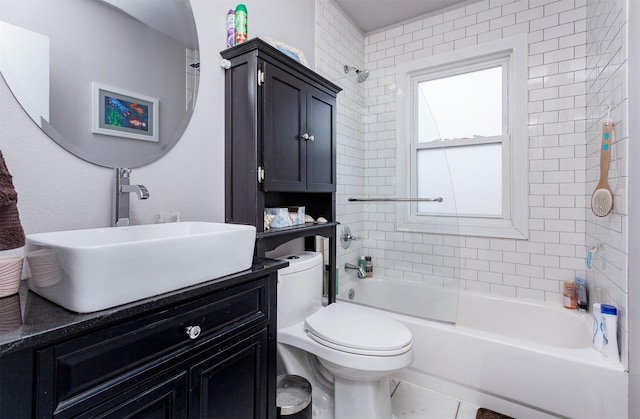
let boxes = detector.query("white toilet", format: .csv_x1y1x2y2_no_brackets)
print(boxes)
276,252,414,419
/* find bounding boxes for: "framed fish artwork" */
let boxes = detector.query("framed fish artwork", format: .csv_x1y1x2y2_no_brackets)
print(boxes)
91,82,158,142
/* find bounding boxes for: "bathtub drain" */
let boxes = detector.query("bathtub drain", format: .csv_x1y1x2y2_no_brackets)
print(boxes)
348,288,355,300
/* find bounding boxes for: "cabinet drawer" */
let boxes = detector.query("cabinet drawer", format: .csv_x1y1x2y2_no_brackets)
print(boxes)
36,277,269,414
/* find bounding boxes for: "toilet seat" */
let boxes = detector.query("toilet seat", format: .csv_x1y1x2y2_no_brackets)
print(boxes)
304,303,413,356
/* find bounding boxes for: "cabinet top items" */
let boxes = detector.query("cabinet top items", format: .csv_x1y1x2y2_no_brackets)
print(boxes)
221,38,341,96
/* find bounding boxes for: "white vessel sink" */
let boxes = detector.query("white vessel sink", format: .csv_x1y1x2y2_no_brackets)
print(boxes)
25,222,256,313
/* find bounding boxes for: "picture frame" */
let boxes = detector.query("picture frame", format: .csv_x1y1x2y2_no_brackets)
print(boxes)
265,37,309,67
92,82,158,142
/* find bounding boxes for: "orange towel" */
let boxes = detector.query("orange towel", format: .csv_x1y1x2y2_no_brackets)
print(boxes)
0,149,25,250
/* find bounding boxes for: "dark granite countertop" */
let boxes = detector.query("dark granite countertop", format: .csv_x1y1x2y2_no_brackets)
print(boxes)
0,257,287,355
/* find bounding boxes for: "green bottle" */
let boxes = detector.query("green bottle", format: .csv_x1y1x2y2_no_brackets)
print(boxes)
234,4,247,44
358,256,366,279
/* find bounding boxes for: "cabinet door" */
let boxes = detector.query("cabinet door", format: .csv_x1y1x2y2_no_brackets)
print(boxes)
189,329,268,419
262,63,307,192
83,372,188,419
306,86,336,192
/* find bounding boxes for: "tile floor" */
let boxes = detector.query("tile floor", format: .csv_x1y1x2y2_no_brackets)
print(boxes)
390,378,479,419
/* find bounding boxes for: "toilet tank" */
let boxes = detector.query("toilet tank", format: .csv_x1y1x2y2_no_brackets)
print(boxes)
277,252,323,329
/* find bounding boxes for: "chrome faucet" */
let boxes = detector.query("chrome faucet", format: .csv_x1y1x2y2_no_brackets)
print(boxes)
114,168,149,227
345,262,366,279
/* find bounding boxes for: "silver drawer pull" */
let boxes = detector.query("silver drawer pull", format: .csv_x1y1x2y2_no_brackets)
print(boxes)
186,325,202,340
302,133,315,141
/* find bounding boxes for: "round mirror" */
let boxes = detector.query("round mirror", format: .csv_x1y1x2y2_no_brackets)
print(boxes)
0,0,199,168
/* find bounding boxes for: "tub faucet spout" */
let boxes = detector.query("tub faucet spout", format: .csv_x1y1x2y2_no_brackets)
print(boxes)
114,168,149,227
345,262,366,279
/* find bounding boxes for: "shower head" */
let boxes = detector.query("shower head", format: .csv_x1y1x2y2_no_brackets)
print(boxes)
344,65,369,83
356,69,369,83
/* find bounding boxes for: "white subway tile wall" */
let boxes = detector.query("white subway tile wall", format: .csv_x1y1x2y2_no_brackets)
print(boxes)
315,0,367,270
315,0,628,364
585,0,629,366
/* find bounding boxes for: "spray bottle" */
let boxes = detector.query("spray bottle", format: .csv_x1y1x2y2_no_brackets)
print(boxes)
226,9,235,48
234,4,248,44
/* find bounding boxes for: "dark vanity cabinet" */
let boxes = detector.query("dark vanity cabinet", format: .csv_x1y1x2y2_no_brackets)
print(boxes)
0,261,283,418
221,39,341,301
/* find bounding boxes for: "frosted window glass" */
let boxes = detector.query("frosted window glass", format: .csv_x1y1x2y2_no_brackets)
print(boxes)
417,144,502,217
418,67,502,143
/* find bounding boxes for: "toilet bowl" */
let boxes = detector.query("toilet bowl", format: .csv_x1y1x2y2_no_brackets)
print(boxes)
276,252,414,419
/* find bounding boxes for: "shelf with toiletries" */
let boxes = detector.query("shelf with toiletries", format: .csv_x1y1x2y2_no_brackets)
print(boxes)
221,38,341,302
257,221,338,253
259,221,337,236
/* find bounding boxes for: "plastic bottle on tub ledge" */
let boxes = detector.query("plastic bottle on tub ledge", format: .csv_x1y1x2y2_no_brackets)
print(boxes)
601,304,620,364
358,256,366,279
365,256,373,277
592,303,605,352
563,281,577,309
574,277,588,311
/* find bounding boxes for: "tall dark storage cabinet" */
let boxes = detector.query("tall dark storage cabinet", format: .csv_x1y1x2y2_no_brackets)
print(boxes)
222,39,341,301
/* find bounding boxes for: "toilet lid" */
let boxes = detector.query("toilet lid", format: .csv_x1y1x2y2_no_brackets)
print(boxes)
304,303,412,356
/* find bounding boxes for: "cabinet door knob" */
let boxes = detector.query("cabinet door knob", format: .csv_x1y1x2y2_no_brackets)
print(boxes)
302,133,315,141
186,325,202,340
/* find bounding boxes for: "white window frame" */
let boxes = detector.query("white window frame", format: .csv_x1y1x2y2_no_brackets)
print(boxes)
396,34,528,239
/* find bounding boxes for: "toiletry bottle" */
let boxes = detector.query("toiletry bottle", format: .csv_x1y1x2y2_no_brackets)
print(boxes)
601,304,620,364
234,4,248,44
563,281,577,309
575,277,588,311
592,303,604,352
358,256,366,279
226,9,236,48
365,256,373,277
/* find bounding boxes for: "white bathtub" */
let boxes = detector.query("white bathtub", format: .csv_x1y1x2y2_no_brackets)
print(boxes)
339,279,628,418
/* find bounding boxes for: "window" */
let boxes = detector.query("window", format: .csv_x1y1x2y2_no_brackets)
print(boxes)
396,35,528,239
